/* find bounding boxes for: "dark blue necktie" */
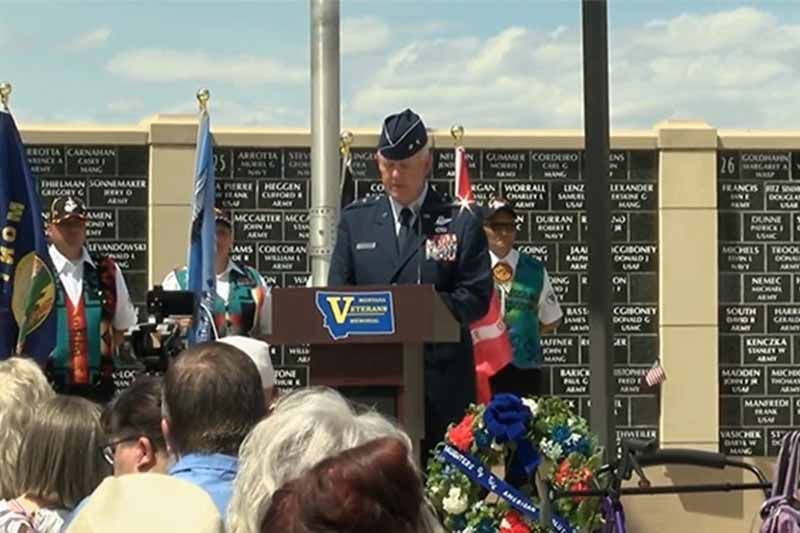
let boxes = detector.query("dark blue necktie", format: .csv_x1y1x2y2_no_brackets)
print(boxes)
397,207,414,254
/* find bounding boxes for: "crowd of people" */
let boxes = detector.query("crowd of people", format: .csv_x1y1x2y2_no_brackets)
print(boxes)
0,340,441,533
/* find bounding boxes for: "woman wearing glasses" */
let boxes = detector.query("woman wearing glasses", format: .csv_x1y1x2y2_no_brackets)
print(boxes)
100,376,170,476
0,395,108,533
58,378,171,531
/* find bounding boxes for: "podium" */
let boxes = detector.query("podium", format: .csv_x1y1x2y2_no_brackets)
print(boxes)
268,284,460,458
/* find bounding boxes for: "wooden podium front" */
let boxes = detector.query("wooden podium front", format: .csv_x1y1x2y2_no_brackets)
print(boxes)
268,284,459,458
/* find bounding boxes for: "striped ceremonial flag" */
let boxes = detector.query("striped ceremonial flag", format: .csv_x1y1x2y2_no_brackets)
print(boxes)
642,358,667,388
454,145,475,204
470,287,513,404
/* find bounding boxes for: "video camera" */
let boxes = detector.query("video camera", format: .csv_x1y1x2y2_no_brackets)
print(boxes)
118,286,196,374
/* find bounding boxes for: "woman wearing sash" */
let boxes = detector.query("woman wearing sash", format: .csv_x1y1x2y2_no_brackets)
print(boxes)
482,197,563,397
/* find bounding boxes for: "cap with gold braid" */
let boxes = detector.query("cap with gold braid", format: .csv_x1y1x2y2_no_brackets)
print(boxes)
50,196,87,224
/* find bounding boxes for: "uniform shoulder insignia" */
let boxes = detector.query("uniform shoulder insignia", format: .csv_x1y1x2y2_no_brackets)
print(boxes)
344,195,379,210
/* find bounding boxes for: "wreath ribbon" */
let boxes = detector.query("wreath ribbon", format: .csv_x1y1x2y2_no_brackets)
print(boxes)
439,445,575,533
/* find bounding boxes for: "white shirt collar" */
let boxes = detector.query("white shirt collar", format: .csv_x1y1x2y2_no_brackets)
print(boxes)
490,248,520,272
217,258,244,279
388,184,428,223
49,244,95,273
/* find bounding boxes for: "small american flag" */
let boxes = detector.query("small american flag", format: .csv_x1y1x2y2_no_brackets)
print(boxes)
642,358,667,388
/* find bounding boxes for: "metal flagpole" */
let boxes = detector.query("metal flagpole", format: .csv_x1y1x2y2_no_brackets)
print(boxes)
309,0,341,286
582,0,616,459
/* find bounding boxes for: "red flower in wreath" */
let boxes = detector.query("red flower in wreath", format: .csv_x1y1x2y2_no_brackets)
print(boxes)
500,511,530,533
554,458,572,486
569,481,589,503
447,414,475,452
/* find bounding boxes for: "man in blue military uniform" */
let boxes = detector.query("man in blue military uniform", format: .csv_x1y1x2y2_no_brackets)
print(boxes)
328,108,492,458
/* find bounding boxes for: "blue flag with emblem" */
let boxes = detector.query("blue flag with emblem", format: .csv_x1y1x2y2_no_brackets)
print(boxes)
186,109,217,344
0,109,57,363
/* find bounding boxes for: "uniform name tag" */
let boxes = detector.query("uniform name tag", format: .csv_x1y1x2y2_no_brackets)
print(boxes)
356,242,377,250
425,234,457,262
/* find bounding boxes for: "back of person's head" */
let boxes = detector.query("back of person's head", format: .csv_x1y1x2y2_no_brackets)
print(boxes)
261,438,422,533
227,387,413,533
66,473,224,533
103,376,167,475
163,341,265,456
16,394,108,509
0,357,54,499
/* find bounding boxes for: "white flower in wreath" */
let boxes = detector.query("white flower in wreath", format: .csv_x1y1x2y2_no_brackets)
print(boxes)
491,439,503,452
540,438,564,462
500,518,512,529
442,486,469,515
566,432,582,445
521,397,539,416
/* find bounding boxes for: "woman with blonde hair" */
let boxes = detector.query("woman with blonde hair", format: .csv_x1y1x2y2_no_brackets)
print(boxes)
0,357,55,500
0,395,110,532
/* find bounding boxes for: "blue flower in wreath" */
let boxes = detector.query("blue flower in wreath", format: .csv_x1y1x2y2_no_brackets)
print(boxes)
551,425,570,444
450,514,467,531
473,428,492,449
577,436,593,456
562,438,578,454
476,519,496,533
484,394,540,476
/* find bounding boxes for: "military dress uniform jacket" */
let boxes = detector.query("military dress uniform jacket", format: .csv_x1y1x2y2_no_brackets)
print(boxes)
328,189,492,446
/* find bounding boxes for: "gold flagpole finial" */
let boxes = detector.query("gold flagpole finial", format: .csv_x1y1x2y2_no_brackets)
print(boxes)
340,130,354,156
450,124,465,146
196,88,210,111
0,82,12,110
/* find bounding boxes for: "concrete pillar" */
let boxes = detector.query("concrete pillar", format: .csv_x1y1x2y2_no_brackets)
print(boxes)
144,114,198,286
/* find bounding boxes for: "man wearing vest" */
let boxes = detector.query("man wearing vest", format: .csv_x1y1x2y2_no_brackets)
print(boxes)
46,196,138,399
482,197,563,397
162,208,272,339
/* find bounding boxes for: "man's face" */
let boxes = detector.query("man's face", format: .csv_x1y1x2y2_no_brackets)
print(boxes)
483,211,516,258
377,150,431,206
216,223,232,261
49,217,86,250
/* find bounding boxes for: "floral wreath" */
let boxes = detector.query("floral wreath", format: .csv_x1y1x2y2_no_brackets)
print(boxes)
425,394,603,533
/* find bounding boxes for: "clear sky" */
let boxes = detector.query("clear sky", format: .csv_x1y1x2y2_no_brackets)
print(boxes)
2,0,799,130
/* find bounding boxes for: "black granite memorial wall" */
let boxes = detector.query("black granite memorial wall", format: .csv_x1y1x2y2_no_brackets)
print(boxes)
718,149,800,456
25,144,150,314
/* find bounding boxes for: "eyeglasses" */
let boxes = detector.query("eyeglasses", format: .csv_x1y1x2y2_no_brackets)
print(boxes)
99,436,141,465
485,222,517,234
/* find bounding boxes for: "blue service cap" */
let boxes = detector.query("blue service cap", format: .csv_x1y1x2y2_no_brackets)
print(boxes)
377,108,428,161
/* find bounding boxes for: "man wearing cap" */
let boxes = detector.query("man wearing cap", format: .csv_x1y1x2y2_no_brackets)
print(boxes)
482,196,562,397
162,208,272,339
46,196,138,395
218,335,277,410
328,108,492,456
